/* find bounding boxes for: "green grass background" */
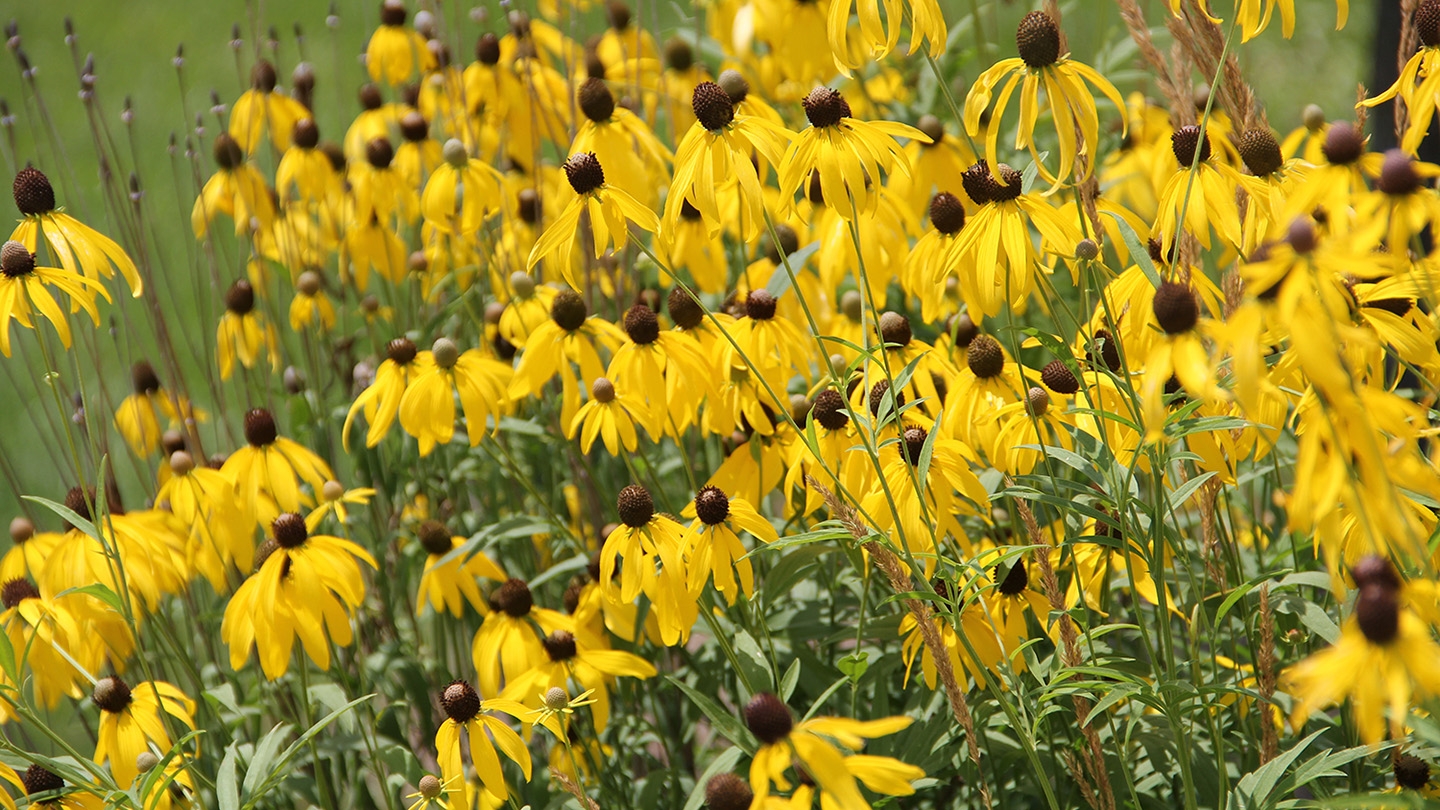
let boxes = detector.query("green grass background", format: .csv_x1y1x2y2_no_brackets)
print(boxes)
0,0,1379,535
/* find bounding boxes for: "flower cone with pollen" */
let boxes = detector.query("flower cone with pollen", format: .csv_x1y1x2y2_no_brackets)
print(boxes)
601,484,694,645
434,678,532,808
963,11,1126,191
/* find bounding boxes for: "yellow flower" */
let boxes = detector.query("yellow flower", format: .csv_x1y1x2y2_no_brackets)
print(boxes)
365,0,437,86
471,578,573,698
0,577,84,711
344,338,432,449
1285,557,1440,745
508,290,626,428
222,407,335,524
500,629,656,732
1361,3,1440,154
572,78,671,208
215,279,280,380
607,303,714,432
397,337,513,456
230,60,310,154
276,119,341,206
666,81,793,242
859,424,989,571
221,513,377,680
91,677,196,788
990,385,1075,475
435,680,530,806
603,485,694,645
1140,281,1227,441
13,766,104,810
349,138,420,228
10,166,142,297
680,486,778,604
156,450,255,591
0,518,58,582
497,273,556,348
394,114,443,189
305,480,376,532
963,11,1125,191
568,377,655,455
414,519,506,618
405,774,459,810
113,361,204,458
778,87,929,221
421,140,504,235
526,153,659,289
0,240,109,357
288,271,336,332
743,692,922,809
1152,124,1248,254
826,0,945,74
192,134,275,238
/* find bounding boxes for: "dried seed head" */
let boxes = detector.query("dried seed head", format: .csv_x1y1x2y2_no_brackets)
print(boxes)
1419,0,1440,46
1026,386,1050,416
272,512,308,548
431,337,460,369
1015,11,1061,68
745,289,777,320
1152,281,1199,334
493,578,534,617
1395,754,1431,790
812,388,850,431
668,286,704,329
592,377,616,403
998,560,1029,594
1378,148,1422,196
617,484,654,527
744,692,793,744
244,407,278,446
292,118,319,149
1,577,39,609
1171,125,1211,167
22,765,64,797
967,335,1004,378
366,137,395,169
440,679,480,722
213,132,243,170
551,289,588,331
663,37,693,71
1321,122,1364,165
1040,359,1079,394
417,520,452,556
929,191,966,235
13,167,57,215
92,675,133,713
623,304,660,344
802,86,851,128
901,426,928,465
878,311,912,347
692,81,736,130
717,69,749,103
1237,128,1283,176
564,152,605,194
694,485,730,525
0,240,33,278
704,773,754,810
387,337,418,365
578,77,616,122
251,59,277,92
543,630,578,661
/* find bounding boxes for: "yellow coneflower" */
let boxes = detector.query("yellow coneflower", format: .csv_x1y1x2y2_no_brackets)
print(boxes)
221,513,377,680
1286,557,1440,745
216,279,280,380
990,385,1075,475
717,289,813,383
471,578,573,698
221,408,335,523
113,361,202,458
415,519,506,618
1140,281,1227,441
394,111,443,189
350,138,420,228
571,78,671,208
964,12,1125,190
568,377,655,455
1153,125,1248,253
10,166,142,297
680,486,777,604
1361,0,1440,154
366,0,437,85
14,766,103,810
666,81,793,242
496,272,556,348
658,200,729,294
288,271,336,332
508,290,626,428
421,140,503,236
826,0,945,74
192,134,275,238
344,337,433,449
230,60,309,154
156,450,255,591
305,480,376,531
1,517,58,582
0,240,108,357
604,485,694,645
899,578,1004,689
91,676,196,788
435,680,531,807
526,153,659,288
607,303,713,430
397,337,513,456
500,629,656,732
744,692,923,808
276,119,340,206
778,87,929,221
904,193,967,321
0,577,83,711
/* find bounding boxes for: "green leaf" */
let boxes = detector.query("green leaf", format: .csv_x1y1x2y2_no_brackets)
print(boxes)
733,630,774,691
246,695,374,808
1228,730,1322,810
780,659,801,702
307,683,357,734
838,652,870,685
217,743,240,810
23,495,102,544
1102,210,1159,288
681,747,745,810
242,723,293,796
1167,471,1217,511
55,582,124,613
766,241,821,299
0,622,15,682
667,676,756,754
742,522,851,557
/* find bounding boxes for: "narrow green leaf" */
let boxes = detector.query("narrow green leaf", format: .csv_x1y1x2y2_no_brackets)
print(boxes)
667,676,756,754
681,747,745,810
243,723,293,795
217,743,240,810
1102,210,1160,288
780,659,801,702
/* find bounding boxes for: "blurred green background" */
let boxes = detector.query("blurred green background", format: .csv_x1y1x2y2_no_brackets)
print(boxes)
0,0,1380,534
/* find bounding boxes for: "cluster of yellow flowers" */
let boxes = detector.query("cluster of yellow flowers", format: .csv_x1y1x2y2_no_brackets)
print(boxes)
6,0,1440,805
